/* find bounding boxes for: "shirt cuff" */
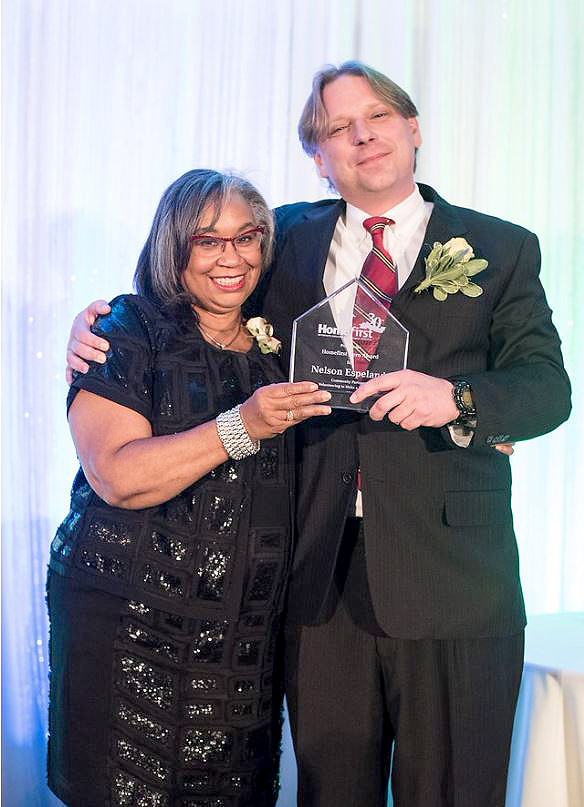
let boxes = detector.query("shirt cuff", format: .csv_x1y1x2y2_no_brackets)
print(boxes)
447,418,477,448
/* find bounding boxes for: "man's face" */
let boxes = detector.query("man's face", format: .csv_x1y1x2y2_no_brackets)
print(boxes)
314,74,421,213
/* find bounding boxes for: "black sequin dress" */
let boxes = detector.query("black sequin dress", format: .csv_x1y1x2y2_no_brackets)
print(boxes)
47,295,293,807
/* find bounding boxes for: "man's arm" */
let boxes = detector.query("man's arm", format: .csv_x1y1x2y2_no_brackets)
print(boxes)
351,230,571,448
464,231,571,446
348,371,517,454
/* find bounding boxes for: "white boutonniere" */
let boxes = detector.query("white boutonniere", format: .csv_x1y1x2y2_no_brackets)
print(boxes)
245,317,282,355
414,237,488,301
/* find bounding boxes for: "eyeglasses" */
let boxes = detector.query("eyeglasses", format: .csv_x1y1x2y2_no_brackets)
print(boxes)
190,227,264,258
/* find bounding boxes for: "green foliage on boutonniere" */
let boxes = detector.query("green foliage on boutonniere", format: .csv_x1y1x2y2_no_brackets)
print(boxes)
414,237,488,301
245,317,282,355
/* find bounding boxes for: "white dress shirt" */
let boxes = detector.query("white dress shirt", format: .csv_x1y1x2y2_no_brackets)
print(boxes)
323,184,433,310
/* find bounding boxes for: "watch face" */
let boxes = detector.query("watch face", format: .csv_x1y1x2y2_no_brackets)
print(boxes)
462,387,474,408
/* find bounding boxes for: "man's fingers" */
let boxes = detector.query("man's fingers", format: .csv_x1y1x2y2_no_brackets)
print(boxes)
385,403,416,426
66,350,90,374
70,328,110,353
66,303,110,380
349,371,402,404
494,443,515,456
396,413,421,431
86,300,111,323
366,389,406,421
69,337,107,364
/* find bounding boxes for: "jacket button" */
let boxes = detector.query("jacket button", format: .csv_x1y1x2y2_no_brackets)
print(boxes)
341,472,353,484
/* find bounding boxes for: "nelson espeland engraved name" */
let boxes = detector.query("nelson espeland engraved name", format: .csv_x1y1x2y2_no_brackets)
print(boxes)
311,364,382,380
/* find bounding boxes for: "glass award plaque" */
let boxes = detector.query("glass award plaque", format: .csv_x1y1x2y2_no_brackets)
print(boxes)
290,277,409,412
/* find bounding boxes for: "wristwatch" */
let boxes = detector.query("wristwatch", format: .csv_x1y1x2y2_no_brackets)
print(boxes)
451,379,476,425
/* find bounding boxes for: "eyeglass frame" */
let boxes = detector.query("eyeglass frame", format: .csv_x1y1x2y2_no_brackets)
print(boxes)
189,226,265,256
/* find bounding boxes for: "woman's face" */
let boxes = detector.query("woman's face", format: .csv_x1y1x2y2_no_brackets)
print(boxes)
182,192,262,317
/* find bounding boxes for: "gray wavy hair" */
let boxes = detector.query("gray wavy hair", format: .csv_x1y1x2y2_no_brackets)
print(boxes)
298,61,419,157
134,169,274,305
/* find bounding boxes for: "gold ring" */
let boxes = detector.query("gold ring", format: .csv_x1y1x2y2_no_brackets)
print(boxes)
286,409,295,421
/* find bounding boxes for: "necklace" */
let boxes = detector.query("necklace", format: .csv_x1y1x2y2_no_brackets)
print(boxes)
198,320,243,350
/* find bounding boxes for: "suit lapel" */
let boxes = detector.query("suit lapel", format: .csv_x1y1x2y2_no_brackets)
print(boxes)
393,184,468,312
294,199,345,306
372,185,469,366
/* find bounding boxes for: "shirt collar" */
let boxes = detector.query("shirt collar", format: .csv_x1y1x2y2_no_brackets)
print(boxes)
345,184,426,245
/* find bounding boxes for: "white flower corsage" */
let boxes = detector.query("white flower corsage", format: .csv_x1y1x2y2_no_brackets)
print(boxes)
245,317,282,355
414,237,488,301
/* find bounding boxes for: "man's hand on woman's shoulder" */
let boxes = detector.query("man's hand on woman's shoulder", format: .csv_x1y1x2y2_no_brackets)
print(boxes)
66,299,111,384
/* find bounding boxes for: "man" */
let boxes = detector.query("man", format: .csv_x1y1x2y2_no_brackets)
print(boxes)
67,62,571,807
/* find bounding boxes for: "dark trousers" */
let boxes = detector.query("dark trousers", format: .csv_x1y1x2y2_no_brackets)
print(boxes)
284,520,524,807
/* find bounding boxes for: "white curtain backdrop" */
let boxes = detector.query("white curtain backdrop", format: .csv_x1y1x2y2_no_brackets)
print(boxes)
2,1,582,805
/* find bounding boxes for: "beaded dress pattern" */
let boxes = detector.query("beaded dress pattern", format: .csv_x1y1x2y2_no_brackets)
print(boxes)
48,295,292,807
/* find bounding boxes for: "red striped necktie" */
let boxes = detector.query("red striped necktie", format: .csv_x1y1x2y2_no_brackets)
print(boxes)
352,216,397,373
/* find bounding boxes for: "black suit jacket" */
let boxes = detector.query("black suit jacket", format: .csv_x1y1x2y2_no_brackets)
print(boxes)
254,184,571,638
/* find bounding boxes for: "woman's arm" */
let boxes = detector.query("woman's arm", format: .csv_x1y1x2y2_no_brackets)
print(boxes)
69,381,331,510
69,390,228,509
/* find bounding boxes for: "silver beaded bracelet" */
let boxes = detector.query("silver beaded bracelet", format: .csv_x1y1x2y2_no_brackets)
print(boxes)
216,404,260,460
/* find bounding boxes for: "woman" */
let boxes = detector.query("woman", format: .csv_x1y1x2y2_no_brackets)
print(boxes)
47,169,331,807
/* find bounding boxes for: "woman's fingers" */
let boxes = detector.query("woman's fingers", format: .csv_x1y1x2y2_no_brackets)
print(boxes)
275,390,331,425
266,381,322,399
286,389,332,412
240,383,331,439
254,383,330,413
288,403,332,423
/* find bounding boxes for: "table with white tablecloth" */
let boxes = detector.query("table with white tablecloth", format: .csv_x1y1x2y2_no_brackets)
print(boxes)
506,612,584,807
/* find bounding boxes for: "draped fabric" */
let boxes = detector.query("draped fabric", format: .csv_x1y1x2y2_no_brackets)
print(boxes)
2,1,582,805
